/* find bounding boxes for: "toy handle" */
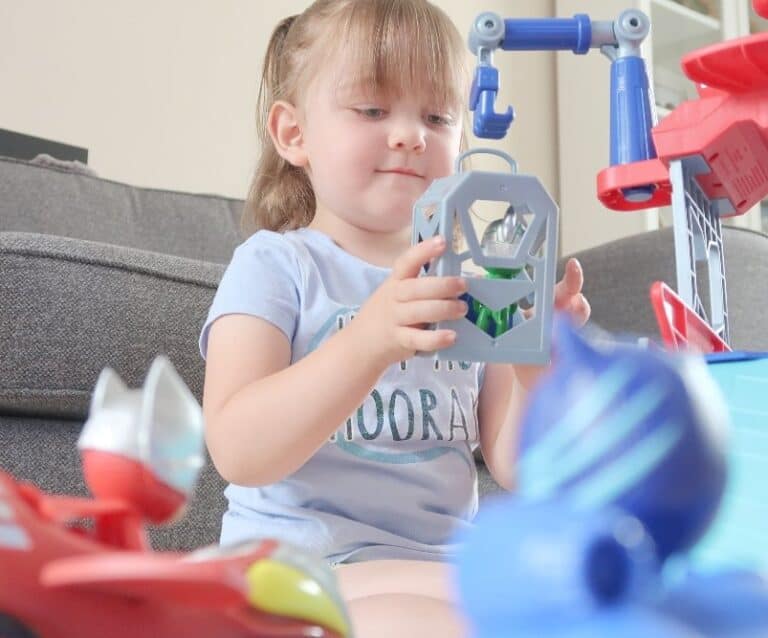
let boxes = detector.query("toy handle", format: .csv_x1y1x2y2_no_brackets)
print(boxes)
455,148,518,175
608,55,658,202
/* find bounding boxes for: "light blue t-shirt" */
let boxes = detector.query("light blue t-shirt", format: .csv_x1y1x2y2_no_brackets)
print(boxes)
200,228,484,564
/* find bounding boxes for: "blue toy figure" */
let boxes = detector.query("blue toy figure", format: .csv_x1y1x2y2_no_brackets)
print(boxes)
517,316,729,562
456,496,671,636
455,317,768,637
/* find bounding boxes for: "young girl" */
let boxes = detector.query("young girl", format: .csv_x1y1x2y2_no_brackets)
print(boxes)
200,1,590,636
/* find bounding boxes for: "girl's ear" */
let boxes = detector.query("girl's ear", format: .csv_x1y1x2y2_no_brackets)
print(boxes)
267,100,309,168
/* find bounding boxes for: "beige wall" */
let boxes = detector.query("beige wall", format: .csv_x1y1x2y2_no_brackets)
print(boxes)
1,1,315,198
3,4,754,257
1,1,564,240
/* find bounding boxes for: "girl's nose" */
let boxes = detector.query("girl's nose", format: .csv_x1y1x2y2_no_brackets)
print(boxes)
388,124,426,153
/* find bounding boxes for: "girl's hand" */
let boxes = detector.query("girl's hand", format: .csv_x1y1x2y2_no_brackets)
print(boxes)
554,258,590,327
351,235,468,369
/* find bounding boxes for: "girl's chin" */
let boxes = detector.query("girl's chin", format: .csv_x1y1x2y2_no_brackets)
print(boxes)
357,215,413,235
376,209,416,227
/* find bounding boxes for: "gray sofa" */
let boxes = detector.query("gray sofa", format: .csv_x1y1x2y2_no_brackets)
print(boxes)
2,155,766,551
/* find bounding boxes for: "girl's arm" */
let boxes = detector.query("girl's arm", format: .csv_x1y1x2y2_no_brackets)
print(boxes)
477,364,528,491
203,313,385,486
476,362,556,491
478,259,591,491
203,236,467,487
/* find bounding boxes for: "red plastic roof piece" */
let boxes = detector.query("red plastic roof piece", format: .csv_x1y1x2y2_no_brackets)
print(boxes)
650,281,731,354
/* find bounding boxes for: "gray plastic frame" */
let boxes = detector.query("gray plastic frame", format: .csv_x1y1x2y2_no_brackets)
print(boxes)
669,156,730,345
412,149,559,363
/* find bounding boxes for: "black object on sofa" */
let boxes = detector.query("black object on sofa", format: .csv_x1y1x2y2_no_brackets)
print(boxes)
1,155,766,550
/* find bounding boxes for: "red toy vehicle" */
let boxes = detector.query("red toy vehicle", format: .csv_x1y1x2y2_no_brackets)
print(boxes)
0,358,351,638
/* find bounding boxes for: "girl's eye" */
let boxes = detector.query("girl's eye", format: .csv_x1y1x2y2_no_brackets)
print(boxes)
426,113,453,126
355,107,386,119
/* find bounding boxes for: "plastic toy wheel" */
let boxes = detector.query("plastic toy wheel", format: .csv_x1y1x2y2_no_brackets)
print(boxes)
0,614,38,638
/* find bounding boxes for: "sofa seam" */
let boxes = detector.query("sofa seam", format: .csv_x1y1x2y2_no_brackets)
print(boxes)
0,388,91,395
0,155,244,204
1,245,221,288
722,223,768,240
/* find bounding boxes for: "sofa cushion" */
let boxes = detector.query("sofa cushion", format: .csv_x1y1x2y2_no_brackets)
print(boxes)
561,226,768,351
0,155,243,264
0,232,225,419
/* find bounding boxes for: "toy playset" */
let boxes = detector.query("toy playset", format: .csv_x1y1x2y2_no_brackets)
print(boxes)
415,1,768,361
448,2,768,636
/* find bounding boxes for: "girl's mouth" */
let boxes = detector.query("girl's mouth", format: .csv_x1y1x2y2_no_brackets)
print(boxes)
377,168,424,179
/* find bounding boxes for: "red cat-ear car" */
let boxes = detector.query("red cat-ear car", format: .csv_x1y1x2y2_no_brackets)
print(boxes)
0,356,351,638
0,470,351,638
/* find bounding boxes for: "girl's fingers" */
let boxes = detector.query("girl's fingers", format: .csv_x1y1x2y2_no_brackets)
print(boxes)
568,293,591,326
396,299,468,326
396,326,457,353
395,275,466,302
554,258,584,309
391,236,447,280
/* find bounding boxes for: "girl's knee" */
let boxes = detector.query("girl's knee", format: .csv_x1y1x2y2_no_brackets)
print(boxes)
346,594,468,638
335,559,458,604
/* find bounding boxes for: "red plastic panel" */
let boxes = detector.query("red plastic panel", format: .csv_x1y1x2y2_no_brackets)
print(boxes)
600,33,768,217
682,32,768,93
597,158,672,211
650,281,731,354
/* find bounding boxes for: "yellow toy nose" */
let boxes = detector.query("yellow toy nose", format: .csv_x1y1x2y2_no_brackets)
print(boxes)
245,559,351,636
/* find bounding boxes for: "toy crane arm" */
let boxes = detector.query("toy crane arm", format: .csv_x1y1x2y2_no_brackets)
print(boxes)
469,10,661,204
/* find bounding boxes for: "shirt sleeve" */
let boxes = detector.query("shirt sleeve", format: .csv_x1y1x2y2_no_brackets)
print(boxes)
199,231,301,359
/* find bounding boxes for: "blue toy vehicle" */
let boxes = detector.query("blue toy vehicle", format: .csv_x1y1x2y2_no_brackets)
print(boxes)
455,317,768,637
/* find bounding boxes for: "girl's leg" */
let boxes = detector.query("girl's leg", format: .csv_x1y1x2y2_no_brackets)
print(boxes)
346,593,469,638
335,559,459,603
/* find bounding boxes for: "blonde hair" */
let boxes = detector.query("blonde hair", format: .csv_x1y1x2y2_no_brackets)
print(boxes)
243,0,470,234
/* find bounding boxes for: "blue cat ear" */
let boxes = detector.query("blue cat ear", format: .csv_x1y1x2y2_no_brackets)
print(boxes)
553,312,597,363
